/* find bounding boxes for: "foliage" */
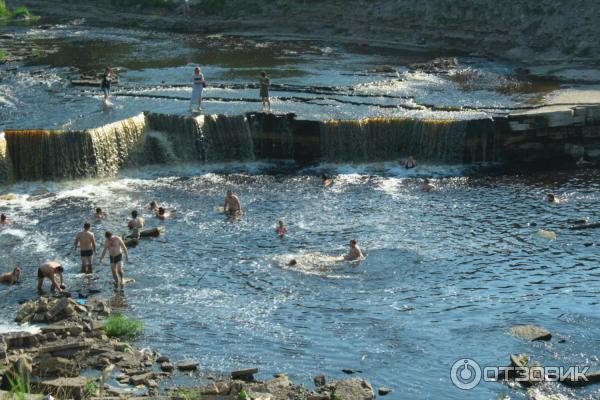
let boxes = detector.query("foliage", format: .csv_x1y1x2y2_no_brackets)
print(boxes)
0,50,6,61
174,387,203,400
84,378,99,397
7,371,31,400
0,0,10,18
238,390,249,400
103,313,144,338
12,6,30,17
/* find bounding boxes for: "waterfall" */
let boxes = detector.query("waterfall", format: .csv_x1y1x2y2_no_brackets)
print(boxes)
247,113,295,160
145,112,203,162
201,114,255,162
320,118,496,163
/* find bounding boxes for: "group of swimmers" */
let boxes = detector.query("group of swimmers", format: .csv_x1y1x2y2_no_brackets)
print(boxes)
0,183,367,293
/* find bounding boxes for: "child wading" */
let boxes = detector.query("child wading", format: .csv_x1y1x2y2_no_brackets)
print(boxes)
259,71,271,111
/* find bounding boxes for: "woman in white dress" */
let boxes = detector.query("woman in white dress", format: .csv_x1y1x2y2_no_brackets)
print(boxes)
190,67,205,112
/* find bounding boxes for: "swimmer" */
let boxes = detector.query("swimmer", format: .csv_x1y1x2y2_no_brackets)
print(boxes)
156,207,170,220
322,174,333,187
547,193,558,203
149,201,158,211
421,178,435,192
0,213,12,224
288,259,297,266
344,239,364,261
95,208,107,219
404,156,417,169
37,261,65,293
74,222,97,274
223,190,242,215
99,231,129,286
127,210,145,239
276,220,287,236
576,155,594,167
0,267,21,285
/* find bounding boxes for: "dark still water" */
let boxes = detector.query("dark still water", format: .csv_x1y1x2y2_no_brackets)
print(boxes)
1,164,599,399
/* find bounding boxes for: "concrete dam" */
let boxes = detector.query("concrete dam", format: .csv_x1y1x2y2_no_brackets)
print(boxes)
1,106,599,182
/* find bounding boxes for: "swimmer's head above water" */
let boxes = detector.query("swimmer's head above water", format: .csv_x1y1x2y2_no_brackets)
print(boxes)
547,193,556,202
288,259,297,266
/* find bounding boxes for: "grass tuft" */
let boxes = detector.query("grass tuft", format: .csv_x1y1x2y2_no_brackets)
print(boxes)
103,313,144,339
0,0,10,18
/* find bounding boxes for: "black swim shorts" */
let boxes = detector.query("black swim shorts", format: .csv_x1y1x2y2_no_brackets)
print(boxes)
109,254,123,264
81,249,93,257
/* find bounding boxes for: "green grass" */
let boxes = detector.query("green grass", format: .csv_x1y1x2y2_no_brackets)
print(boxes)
0,2,39,21
0,50,6,61
0,0,10,18
12,6,30,17
103,313,144,339
84,378,99,397
7,371,31,400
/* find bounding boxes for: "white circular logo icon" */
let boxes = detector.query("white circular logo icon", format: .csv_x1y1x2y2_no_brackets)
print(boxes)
451,358,482,390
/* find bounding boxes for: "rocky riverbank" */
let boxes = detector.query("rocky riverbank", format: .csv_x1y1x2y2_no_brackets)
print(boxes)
1,297,379,400
9,0,600,68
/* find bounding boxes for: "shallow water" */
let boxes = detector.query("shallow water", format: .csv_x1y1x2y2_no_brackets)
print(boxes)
1,164,600,399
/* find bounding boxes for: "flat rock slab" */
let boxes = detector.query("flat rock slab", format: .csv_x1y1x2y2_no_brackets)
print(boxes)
509,325,552,341
39,340,91,354
329,379,375,400
562,370,600,387
1,331,40,349
378,387,392,396
231,368,259,380
177,361,199,371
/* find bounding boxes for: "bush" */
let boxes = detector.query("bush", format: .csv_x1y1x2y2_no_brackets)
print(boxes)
103,313,144,338
0,50,6,61
12,6,30,17
0,0,10,18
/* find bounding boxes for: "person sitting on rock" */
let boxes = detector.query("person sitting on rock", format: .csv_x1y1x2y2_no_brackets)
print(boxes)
127,210,145,239
0,266,21,285
344,240,364,261
37,262,65,293
0,213,12,224
404,156,417,169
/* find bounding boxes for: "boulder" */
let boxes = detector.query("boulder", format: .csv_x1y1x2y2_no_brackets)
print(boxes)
129,371,155,386
378,387,392,396
177,361,199,372
36,356,79,377
38,376,86,400
314,374,326,387
329,379,375,400
231,368,258,381
160,362,174,372
562,370,600,387
509,325,552,341
156,355,170,363
15,301,36,322
1,332,40,350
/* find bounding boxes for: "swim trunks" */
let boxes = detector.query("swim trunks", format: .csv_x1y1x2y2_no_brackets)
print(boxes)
37,268,43,278
109,254,123,264
81,249,93,257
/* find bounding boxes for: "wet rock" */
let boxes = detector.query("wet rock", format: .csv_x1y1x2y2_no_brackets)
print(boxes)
160,362,174,372
45,298,71,321
36,356,79,377
177,361,199,372
562,370,600,387
129,371,155,386
39,376,86,400
231,367,258,381
342,368,357,374
69,325,84,337
314,374,326,387
509,325,552,341
156,355,170,363
15,301,36,322
328,378,375,400
378,387,392,396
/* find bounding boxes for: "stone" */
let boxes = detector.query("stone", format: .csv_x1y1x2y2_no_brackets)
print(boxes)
160,362,174,372
39,376,86,400
509,325,552,341
342,369,357,374
378,387,392,396
177,361,199,372
198,383,220,395
15,301,36,322
314,374,326,387
41,324,69,336
37,356,79,377
43,333,58,342
146,379,159,388
38,340,90,355
231,368,258,381
69,326,84,337
562,370,600,387
215,381,231,395
129,372,155,386
156,355,170,363
330,379,375,400
2,332,40,350
45,298,70,321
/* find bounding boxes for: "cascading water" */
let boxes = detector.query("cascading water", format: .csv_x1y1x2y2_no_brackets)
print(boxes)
320,118,478,163
200,114,255,162
145,112,203,162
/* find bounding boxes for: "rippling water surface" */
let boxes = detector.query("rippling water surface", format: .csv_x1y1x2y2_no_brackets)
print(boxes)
1,164,600,399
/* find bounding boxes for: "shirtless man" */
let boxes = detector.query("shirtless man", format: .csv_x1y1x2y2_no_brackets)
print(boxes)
223,191,242,214
0,267,21,285
149,201,158,211
127,210,145,239
404,156,417,169
37,261,65,293
344,240,364,261
0,214,11,224
321,174,333,187
75,222,97,273
99,231,129,286
156,207,170,220
95,208,107,219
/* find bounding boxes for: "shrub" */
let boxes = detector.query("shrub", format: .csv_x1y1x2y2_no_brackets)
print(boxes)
0,0,10,18
0,50,6,61
84,378,99,397
7,371,31,400
103,313,144,338
12,6,30,17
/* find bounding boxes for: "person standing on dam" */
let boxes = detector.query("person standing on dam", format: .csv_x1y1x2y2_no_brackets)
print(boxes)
259,71,271,111
190,66,206,112
101,67,112,100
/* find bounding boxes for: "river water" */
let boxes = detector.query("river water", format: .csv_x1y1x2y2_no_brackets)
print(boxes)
1,21,600,400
